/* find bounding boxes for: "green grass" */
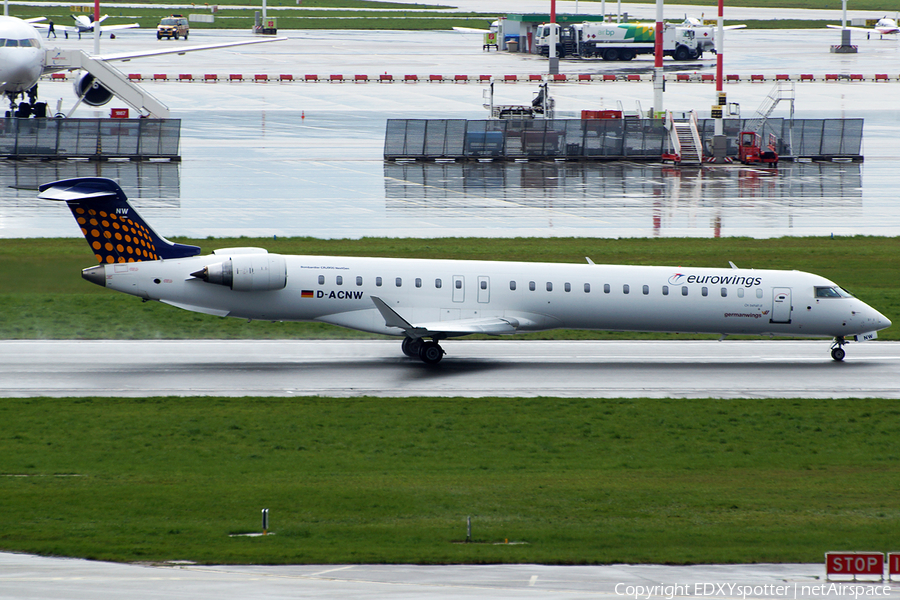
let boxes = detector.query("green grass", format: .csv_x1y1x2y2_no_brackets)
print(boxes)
0,236,896,341
1,396,899,564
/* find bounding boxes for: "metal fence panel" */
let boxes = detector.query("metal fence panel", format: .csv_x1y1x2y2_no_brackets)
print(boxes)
0,118,180,159
385,118,863,161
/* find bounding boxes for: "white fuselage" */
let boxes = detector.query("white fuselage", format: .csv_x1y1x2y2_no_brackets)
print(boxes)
0,16,44,95
94,251,891,340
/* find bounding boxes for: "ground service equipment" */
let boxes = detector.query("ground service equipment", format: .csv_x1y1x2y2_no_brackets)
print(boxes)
535,22,713,61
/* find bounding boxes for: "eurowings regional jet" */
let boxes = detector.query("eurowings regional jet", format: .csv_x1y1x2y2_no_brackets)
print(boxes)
40,177,892,364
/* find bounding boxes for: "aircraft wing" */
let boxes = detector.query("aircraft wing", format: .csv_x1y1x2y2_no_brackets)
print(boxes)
24,17,46,24
371,296,520,337
100,23,139,32
452,26,490,33
96,36,286,62
826,24,876,32
723,24,747,30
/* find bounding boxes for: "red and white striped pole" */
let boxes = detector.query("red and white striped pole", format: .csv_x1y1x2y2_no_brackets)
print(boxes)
714,0,725,136
652,0,663,115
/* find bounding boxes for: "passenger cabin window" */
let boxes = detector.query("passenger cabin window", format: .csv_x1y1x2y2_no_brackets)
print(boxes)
756,289,763,298
529,281,536,291
435,278,442,289
416,278,422,288
481,280,487,290
584,283,590,293
565,283,571,292
662,285,669,296
336,276,343,285
318,275,325,285
642,285,649,295
737,288,744,298
604,284,610,294
376,277,382,287
455,279,462,289
682,286,688,296
510,281,516,291
395,277,402,287
701,287,708,297
721,287,727,297
546,282,553,292
356,276,363,286
623,284,630,294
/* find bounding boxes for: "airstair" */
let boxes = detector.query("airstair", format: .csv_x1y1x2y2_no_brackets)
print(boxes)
664,110,702,165
743,81,795,135
45,48,170,118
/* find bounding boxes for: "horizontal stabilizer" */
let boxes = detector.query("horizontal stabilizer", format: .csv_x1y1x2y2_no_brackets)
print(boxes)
39,177,201,264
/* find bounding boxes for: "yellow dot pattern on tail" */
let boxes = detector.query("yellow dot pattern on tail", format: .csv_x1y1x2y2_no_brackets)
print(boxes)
75,206,160,263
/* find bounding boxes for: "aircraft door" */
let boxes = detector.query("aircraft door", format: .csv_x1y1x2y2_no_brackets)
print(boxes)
477,276,490,303
452,275,465,303
771,287,792,323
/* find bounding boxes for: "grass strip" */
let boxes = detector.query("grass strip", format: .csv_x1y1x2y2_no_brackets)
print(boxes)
0,236,896,341
1,396,898,564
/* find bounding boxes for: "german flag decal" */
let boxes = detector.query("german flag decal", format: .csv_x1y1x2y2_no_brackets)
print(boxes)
301,290,314,298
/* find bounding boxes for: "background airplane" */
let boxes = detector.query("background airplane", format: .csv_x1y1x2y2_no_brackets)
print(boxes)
38,177,892,365
827,16,900,38
33,14,139,39
0,15,280,117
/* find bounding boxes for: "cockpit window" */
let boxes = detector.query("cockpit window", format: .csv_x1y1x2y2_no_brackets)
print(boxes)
1,39,35,47
816,286,854,298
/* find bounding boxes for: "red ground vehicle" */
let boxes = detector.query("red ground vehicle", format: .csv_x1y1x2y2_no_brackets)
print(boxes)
738,131,779,166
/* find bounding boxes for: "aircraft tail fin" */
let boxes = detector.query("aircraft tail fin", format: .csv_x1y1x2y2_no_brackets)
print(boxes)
38,177,201,264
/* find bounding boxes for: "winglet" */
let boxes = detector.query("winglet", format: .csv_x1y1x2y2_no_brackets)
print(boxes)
370,296,415,331
39,177,201,264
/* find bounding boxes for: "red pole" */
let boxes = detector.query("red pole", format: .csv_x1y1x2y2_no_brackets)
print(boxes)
94,0,100,23
551,0,556,23
716,0,724,92
654,19,663,68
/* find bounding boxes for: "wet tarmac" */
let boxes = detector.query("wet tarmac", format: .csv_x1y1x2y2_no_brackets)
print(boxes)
1,28,899,239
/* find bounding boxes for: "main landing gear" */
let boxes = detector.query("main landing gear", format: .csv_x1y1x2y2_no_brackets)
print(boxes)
831,336,847,362
401,336,445,365
5,85,48,118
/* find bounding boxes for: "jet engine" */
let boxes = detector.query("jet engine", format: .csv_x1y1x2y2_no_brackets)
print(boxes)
190,253,287,291
73,72,114,107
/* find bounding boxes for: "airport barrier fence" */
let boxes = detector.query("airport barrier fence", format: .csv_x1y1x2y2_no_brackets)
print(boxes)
384,118,864,162
0,118,181,160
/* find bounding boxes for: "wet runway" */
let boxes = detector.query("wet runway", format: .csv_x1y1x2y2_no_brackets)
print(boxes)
1,29,900,238
2,339,898,398
5,553,894,600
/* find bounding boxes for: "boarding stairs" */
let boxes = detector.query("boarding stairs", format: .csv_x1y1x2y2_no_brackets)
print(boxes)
44,48,170,118
664,111,702,165
744,81,795,135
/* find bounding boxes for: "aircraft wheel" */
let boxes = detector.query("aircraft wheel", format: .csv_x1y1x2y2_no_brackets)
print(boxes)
831,346,846,362
418,341,444,365
401,337,422,358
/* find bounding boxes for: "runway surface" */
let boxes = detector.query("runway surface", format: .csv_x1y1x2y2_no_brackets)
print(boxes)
5,552,899,600
2,339,897,398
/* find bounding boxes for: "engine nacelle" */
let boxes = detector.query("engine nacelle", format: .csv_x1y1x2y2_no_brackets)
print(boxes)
190,253,287,291
73,72,114,107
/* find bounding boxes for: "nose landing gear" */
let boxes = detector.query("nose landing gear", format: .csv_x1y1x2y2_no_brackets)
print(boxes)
831,337,846,362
